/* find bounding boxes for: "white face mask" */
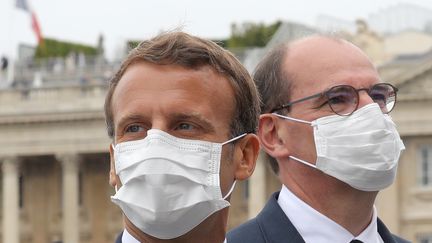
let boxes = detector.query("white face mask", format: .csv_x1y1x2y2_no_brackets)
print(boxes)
111,129,245,239
273,103,405,191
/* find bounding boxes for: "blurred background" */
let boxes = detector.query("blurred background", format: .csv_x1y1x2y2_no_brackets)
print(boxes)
0,0,432,242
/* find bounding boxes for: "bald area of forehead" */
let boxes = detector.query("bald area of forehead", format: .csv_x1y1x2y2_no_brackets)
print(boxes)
284,35,375,76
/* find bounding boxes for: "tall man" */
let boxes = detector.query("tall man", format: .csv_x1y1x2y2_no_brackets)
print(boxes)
228,35,409,243
104,31,260,243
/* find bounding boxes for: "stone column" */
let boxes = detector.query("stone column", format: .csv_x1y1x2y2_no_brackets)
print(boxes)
2,157,20,243
248,151,267,219
57,154,80,243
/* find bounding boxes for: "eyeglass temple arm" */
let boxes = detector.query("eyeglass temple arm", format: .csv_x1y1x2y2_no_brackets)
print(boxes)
271,92,323,113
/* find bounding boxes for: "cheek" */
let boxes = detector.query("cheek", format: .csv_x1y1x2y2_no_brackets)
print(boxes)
288,124,317,163
218,147,235,196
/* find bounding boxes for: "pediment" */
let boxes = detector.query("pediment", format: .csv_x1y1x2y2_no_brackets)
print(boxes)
397,67,432,96
379,56,432,98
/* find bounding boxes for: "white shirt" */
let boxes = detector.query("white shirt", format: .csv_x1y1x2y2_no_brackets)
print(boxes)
121,229,227,243
277,185,384,243
122,229,139,243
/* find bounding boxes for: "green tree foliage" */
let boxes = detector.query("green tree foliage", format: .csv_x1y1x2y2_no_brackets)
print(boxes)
35,38,98,59
227,21,282,48
126,40,141,51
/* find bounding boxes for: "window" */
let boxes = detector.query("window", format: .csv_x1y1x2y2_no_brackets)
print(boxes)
418,234,432,243
19,175,24,209
78,171,83,206
419,147,432,186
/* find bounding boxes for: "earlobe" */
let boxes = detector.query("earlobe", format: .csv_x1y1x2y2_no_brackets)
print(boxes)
234,134,260,180
258,114,290,159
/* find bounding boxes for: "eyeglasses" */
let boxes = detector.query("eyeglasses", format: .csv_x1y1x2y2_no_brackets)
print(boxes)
270,83,398,116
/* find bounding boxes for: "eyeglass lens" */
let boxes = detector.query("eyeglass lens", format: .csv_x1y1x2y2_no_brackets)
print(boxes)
326,83,396,115
369,83,396,113
326,85,358,115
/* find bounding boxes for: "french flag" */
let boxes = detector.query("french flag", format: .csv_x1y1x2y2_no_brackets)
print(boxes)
16,0,43,44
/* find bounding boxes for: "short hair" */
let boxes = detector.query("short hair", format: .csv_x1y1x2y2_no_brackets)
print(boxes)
104,31,260,141
254,34,348,174
253,43,292,175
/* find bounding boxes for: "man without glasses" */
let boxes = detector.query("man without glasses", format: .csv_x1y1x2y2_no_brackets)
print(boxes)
228,35,409,243
104,31,261,243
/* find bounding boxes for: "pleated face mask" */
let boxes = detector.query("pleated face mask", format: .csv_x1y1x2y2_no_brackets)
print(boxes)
274,103,405,191
111,129,245,239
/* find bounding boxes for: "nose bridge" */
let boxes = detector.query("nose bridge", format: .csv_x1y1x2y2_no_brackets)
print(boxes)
357,88,374,109
150,115,170,132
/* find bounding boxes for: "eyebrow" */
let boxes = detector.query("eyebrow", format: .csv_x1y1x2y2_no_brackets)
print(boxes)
115,112,217,134
116,114,148,133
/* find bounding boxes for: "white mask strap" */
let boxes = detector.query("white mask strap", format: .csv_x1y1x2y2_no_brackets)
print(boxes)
289,156,317,169
114,185,118,193
222,180,237,200
273,113,312,125
222,133,247,146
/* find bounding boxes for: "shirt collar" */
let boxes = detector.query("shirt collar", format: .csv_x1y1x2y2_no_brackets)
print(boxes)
121,229,228,243
277,185,383,243
122,229,140,243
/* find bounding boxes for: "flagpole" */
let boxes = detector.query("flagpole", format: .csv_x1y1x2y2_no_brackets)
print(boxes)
7,0,15,86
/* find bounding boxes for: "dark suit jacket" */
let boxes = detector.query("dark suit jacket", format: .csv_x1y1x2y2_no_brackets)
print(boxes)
115,231,122,243
227,192,410,243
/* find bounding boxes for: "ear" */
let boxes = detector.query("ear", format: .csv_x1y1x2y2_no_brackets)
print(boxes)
233,133,260,181
258,114,290,159
109,144,120,188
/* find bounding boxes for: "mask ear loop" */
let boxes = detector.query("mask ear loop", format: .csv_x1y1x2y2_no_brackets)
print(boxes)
222,180,237,200
220,133,245,200
221,133,247,145
111,143,119,193
289,155,317,169
272,113,312,125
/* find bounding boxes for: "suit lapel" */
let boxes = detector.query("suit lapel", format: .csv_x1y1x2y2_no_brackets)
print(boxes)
256,192,305,243
377,218,396,243
255,192,404,243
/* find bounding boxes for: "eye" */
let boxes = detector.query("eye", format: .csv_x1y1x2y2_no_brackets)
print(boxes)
328,95,347,105
176,123,194,130
371,93,386,103
125,124,144,133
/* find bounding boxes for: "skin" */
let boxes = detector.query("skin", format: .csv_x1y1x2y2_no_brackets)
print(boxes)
259,36,381,236
108,62,259,243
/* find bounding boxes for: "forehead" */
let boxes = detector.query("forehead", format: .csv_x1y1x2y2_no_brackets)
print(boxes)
111,62,235,129
284,37,380,99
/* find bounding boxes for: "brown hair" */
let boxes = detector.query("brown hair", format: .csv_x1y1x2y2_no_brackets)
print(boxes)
104,31,260,140
253,43,292,174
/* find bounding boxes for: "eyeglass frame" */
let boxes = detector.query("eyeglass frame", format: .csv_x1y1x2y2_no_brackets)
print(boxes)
270,82,399,116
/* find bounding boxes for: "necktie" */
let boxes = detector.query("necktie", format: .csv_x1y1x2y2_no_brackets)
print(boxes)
350,240,363,243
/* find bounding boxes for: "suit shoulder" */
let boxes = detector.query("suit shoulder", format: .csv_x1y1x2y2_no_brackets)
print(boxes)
115,231,123,243
393,234,411,243
227,218,265,243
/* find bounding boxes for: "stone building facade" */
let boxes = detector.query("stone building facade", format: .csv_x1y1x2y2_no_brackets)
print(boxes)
0,85,123,243
1,25,432,242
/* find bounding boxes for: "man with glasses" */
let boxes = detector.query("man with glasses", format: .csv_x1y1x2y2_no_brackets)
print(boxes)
227,35,408,243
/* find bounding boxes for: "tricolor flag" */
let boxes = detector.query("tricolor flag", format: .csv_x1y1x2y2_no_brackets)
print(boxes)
15,0,43,44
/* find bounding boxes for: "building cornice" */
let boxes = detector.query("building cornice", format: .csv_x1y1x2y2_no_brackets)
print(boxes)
0,111,104,125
